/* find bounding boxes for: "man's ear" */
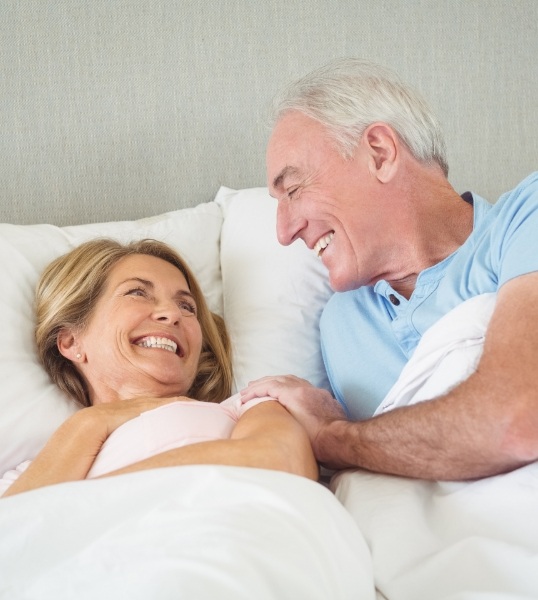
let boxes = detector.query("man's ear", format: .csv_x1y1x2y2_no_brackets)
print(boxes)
363,122,399,183
57,328,83,362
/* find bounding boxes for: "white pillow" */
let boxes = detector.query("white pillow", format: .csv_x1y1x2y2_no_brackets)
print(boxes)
0,202,223,474
216,186,333,393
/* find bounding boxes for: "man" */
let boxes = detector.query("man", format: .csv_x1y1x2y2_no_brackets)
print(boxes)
241,58,538,481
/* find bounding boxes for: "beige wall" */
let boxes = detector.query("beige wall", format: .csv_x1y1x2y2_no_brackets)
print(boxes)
1,0,536,225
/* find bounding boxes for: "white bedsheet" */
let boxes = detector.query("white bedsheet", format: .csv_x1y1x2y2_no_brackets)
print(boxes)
0,465,375,600
332,463,538,599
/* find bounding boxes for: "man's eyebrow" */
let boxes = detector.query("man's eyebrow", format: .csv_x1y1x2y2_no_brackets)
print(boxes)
272,165,300,190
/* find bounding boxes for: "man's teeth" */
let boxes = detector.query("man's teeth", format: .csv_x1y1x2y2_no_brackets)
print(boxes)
136,336,177,353
313,233,334,258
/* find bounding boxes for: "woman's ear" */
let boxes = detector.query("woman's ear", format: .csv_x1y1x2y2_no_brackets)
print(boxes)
57,328,84,362
363,122,399,183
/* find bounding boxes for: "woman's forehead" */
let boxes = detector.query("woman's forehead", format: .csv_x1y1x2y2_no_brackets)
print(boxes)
108,254,189,288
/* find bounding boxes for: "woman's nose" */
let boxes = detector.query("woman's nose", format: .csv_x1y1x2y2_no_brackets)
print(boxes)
153,300,182,324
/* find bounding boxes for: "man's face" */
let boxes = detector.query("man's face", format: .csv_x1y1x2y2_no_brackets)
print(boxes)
266,111,393,292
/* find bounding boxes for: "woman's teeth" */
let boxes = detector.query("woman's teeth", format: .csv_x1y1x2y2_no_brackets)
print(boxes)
313,233,334,258
136,336,178,353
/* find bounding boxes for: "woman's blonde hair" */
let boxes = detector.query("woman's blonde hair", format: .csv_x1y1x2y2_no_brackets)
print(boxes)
35,238,233,407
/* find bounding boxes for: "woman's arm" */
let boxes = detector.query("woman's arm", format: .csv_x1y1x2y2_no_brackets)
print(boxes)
100,401,319,481
2,396,185,498
1,409,104,497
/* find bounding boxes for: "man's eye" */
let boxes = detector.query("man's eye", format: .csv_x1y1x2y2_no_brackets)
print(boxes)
288,187,299,199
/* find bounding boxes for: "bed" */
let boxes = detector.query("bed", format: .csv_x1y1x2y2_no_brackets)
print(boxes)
2,186,538,599
1,2,537,598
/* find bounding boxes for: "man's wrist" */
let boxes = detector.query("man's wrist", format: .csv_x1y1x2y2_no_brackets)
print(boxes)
315,418,357,470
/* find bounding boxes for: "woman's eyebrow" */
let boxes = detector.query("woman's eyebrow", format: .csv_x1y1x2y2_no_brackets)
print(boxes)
118,277,195,299
175,289,195,298
118,277,154,289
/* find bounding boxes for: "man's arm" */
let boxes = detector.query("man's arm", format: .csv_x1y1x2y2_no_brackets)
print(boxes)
242,273,538,481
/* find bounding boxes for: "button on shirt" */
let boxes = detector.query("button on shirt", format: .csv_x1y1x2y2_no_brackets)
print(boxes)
320,172,538,420
388,294,400,306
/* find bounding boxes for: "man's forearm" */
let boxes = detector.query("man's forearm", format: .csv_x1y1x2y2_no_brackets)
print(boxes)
316,381,534,480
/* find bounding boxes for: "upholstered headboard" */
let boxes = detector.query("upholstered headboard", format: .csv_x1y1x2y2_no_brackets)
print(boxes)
1,0,536,226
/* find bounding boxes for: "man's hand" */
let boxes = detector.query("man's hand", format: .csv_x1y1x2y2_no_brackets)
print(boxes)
241,375,348,462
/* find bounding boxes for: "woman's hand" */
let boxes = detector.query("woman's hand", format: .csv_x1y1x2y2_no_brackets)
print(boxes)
86,395,193,441
2,395,191,498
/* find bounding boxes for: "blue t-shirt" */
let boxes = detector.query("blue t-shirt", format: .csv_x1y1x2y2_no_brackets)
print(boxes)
320,172,538,421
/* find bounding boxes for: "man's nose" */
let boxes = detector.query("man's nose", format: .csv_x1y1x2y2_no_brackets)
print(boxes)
276,200,306,246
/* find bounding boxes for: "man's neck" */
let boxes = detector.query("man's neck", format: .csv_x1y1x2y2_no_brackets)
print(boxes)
387,176,474,299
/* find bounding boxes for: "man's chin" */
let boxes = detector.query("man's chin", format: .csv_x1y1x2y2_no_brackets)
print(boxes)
328,274,362,293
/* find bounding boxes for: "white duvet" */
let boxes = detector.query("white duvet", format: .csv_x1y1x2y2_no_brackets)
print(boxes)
0,465,375,600
333,293,538,598
375,293,497,415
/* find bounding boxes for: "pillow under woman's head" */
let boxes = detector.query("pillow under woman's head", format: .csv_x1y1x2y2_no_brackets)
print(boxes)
0,203,223,473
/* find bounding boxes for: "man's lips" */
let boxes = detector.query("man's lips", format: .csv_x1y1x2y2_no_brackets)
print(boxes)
313,232,334,258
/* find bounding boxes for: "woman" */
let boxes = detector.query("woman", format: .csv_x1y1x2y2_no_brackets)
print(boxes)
1,239,318,497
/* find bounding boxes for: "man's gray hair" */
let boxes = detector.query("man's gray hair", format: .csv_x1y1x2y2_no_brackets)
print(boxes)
271,58,449,176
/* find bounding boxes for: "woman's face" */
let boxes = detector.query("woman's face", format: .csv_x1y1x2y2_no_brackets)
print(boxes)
61,254,203,404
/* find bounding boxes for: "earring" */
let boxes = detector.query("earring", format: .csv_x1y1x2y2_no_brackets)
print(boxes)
76,353,81,359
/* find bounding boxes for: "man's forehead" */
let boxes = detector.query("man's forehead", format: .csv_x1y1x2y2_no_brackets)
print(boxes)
269,112,320,146
266,113,321,188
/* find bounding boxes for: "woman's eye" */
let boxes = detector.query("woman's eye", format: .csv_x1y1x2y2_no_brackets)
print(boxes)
126,287,147,297
178,300,197,316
